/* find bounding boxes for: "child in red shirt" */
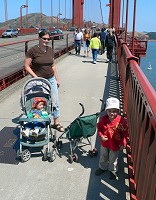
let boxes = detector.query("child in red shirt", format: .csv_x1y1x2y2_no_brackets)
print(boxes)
95,97,128,179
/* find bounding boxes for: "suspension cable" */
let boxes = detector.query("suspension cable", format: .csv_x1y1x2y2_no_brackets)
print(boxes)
99,0,104,25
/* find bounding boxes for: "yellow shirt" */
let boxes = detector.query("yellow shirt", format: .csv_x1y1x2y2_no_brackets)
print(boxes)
90,37,101,49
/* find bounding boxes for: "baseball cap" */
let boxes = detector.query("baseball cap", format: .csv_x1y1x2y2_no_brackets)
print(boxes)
105,97,120,110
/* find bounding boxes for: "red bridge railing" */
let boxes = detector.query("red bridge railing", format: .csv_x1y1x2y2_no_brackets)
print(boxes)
117,36,156,200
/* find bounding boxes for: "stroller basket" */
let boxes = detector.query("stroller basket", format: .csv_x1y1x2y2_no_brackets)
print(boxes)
65,113,99,139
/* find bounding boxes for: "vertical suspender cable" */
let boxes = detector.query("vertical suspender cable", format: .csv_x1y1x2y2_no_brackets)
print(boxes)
125,0,129,43
122,0,124,31
65,0,66,19
51,0,53,28
132,0,137,55
40,0,42,27
99,0,104,25
26,0,28,28
4,0,8,29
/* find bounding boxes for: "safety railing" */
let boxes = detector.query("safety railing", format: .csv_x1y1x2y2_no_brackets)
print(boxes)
117,36,156,200
0,33,74,91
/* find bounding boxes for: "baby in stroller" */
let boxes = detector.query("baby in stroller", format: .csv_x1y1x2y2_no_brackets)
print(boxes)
18,77,57,162
21,97,49,138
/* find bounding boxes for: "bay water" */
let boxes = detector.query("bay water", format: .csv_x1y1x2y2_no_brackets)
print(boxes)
140,41,156,91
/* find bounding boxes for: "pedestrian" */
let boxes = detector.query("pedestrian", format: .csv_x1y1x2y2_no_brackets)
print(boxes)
89,32,101,64
95,97,128,179
99,28,107,55
105,28,117,62
74,27,83,55
24,30,64,132
83,28,90,57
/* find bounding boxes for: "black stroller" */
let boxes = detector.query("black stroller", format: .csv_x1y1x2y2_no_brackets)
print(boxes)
57,103,105,163
17,77,56,162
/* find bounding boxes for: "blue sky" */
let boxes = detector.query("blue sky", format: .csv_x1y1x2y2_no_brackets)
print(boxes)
0,0,155,32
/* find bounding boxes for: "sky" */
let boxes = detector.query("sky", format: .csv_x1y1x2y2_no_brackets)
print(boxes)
0,0,155,32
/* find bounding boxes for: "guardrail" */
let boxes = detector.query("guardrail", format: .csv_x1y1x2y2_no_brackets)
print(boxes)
0,33,74,91
117,36,156,200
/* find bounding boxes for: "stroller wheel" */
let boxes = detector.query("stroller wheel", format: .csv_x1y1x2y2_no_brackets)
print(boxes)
21,149,31,162
73,153,78,162
42,148,48,161
49,149,56,162
93,148,98,156
89,148,98,157
68,155,73,164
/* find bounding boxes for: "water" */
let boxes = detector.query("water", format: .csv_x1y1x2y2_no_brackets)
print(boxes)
140,41,156,91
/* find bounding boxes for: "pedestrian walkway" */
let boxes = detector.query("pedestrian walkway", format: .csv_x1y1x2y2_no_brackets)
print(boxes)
0,50,130,200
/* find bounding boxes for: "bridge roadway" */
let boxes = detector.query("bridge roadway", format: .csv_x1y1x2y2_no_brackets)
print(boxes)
0,50,130,200
0,32,73,77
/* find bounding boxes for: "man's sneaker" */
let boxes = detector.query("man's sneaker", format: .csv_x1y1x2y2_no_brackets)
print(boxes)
32,129,39,137
109,171,117,180
95,168,106,176
21,129,29,138
93,61,96,64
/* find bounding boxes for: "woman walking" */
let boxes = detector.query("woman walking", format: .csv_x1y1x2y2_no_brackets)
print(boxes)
24,30,64,132
83,28,90,57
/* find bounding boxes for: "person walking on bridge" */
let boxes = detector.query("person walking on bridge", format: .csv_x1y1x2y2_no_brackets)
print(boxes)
95,97,128,179
83,28,90,57
105,28,117,63
24,30,64,132
74,27,83,55
99,27,107,55
90,32,101,64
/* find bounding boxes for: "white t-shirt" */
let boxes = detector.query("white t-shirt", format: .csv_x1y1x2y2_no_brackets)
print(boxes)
74,32,83,40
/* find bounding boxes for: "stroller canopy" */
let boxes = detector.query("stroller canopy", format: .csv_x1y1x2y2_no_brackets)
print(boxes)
20,77,56,113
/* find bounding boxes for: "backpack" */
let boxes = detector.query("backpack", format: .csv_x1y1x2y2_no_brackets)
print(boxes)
86,39,90,47
106,34,114,47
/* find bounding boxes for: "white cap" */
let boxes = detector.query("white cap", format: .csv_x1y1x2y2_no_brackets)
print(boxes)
105,97,120,110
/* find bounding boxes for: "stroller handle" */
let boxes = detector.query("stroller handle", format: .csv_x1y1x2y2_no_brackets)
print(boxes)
100,99,106,112
79,103,85,117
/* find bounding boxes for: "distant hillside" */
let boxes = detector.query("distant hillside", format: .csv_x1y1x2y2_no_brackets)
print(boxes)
0,13,72,29
147,32,156,40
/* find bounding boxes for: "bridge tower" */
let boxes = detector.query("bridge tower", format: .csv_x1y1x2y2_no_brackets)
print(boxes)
109,0,121,31
72,0,84,28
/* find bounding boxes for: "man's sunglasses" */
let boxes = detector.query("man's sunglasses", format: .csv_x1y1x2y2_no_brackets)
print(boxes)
42,38,50,41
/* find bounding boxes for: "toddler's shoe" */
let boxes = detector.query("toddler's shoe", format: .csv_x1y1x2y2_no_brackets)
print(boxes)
32,129,39,137
21,129,29,138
